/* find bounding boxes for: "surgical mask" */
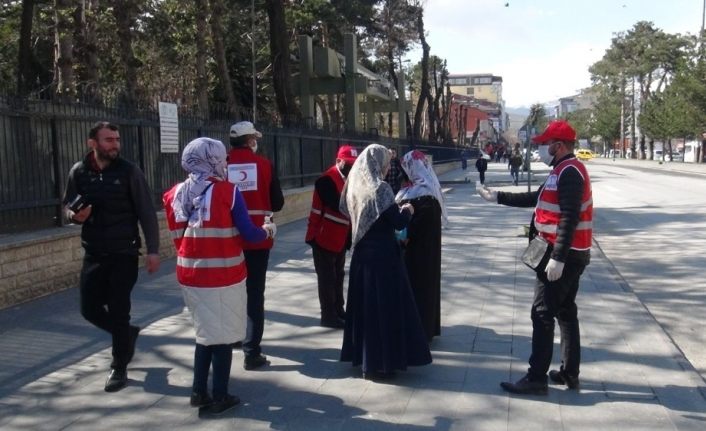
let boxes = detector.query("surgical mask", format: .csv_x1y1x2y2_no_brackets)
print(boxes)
538,145,554,166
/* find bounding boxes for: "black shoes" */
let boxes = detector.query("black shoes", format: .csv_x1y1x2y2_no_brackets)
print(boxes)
500,374,548,395
549,369,580,389
104,369,128,392
126,325,140,364
190,391,213,407
320,316,345,329
244,354,270,370
199,394,240,415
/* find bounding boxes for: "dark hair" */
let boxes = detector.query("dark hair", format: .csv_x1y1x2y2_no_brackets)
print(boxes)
88,121,119,140
229,135,252,148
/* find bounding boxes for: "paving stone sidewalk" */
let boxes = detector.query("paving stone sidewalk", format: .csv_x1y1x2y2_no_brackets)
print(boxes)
1,165,705,430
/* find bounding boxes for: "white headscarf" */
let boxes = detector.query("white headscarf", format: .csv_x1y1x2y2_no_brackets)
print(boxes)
171,137,228,227
395,150,449,227
340,143,396,247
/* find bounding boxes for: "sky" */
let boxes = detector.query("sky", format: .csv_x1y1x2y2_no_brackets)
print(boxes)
411,0,704,108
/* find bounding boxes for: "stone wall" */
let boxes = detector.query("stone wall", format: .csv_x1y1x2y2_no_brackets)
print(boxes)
0,161,456,309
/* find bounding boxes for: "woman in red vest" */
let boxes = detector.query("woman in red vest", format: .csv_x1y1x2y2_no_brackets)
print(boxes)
163,137,275,415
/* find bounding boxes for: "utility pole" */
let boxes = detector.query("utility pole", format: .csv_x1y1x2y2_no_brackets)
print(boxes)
251,0,257,123
618,75,625,161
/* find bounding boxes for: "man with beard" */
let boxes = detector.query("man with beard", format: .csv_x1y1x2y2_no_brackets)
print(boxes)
305,145,358,329
63,121,160,392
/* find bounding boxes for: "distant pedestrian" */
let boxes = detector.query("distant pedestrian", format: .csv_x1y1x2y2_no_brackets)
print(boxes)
62,121,160,393
478,120,592,395
306,145,359,329
509,150,523,186
340,144,432,380
460,148,470,170
227,121,285,371
163,137,276,415
475,154,488,184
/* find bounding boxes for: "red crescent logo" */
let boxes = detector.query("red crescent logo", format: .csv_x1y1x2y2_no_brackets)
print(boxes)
239,171,247,181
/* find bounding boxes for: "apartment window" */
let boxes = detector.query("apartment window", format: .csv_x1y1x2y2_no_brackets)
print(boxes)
472,77,492,85
449,78,467,85
466,87,474,95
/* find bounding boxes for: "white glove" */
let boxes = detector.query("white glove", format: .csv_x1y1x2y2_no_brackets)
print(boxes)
262,222,277,239
478,186,498,203
545,258,565,281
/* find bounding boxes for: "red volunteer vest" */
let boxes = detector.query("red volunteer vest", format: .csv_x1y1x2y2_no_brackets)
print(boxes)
163,180,248,288
305,166,350,253
534,157,593,251
227,147,274,250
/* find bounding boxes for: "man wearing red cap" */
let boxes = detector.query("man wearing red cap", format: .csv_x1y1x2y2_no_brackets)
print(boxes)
478,120,592,395
306,145,359,328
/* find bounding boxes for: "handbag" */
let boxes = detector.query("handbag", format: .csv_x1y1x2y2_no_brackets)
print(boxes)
521,236,550,270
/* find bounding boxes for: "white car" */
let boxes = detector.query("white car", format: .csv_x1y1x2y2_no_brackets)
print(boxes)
531,150,540,162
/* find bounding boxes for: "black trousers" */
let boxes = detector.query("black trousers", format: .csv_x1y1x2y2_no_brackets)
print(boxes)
193,343,232,399
311,243,346,320
478,170,486,184
527,259,585,381
79,253,139,371
243,249,270,358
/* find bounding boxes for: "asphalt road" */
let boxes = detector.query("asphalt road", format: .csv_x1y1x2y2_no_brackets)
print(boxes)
588,157,706,384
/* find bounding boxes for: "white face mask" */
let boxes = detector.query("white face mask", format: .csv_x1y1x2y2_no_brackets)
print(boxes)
538,145,554,166
251,142,258,153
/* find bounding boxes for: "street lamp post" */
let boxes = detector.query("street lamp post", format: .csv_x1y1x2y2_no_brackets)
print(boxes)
251,0,257,123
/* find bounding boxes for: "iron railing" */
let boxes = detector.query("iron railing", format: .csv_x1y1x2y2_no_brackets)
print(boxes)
0,96,462,233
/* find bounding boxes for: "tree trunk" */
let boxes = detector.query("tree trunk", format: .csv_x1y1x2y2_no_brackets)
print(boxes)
54,0,75,98
428,58,440,142
73,0,100,101
208,0,238,115
111,0,140,106
17,0,39,95
265,0,299,125
194,0,210,119
413,8,430,140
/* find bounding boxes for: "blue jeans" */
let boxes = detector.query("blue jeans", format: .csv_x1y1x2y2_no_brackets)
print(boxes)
193,343,232,398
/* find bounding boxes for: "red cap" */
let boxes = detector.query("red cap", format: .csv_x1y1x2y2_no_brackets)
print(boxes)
336,145,359,163
532,120,576,144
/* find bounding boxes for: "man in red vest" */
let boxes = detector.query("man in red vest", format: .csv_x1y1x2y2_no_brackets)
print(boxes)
227,121,284,370
306,145,359,329
478,120,592,395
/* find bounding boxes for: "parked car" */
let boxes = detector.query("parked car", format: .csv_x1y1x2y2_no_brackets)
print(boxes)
576,149,594,160
531,150,540,162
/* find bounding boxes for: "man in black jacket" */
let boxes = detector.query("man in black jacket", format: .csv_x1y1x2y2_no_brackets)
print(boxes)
63,121,161,392
478,120,592,395
475,154,488,184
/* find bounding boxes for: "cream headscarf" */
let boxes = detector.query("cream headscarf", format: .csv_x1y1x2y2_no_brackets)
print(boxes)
340,143,396,247
171,137,228,227
395,149,449,227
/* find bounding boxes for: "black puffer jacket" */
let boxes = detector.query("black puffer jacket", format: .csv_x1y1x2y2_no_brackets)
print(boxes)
63,153,159,256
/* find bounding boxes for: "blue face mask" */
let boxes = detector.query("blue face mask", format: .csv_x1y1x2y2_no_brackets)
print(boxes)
538,145,553,166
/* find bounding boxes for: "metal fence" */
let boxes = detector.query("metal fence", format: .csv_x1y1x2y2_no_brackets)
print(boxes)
0,96,461,233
